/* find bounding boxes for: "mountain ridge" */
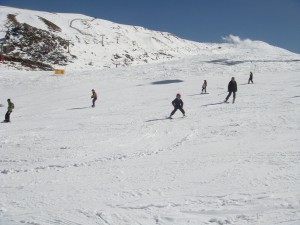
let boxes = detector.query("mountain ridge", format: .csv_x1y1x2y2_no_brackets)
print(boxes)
0,5,299,71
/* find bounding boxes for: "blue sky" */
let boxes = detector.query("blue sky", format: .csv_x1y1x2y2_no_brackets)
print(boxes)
1,0,300,53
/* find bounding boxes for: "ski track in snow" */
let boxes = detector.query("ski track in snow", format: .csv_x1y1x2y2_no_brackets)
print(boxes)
1,55,300,225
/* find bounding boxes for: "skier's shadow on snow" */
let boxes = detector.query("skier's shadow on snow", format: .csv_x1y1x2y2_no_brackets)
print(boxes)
188,93,209,96
202,102,226,106
145,118,169,122
68,106,91,110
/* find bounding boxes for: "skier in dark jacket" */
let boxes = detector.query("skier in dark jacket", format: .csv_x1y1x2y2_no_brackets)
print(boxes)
3,99,14,122
201,80,207,93
225,77,237,103
169,93,185,118
91,89,97,107
248,72,253,84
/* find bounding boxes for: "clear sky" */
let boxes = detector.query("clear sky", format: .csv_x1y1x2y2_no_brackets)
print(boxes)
1,0,300,53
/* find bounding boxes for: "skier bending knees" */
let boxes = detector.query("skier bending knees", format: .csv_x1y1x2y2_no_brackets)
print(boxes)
169,93,185,118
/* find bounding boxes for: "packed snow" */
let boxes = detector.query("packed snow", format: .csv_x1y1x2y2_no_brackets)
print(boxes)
1,50,300,225
1,5,300,225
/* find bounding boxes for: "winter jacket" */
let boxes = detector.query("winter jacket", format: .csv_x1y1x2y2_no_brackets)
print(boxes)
8,102,14,112
202,81,207,88
228,80,237,92
172,98,184,108
91,91,97,99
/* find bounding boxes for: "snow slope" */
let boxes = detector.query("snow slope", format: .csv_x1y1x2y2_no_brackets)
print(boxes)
0,5,207,70
1,46,300,225
1,5,299,71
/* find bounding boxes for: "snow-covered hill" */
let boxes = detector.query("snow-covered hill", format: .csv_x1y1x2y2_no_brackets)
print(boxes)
1,6,300,71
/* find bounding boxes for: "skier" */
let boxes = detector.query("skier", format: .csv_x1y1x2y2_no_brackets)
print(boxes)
201,80,207,93
3,99,14,122
248,72,253,84
169,93,185,118
224,77,237,103
91,89,97,107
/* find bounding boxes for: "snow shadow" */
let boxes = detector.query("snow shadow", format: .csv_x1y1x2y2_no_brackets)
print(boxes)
240,83,252,85
202,102,227,106
145,118,169,122
207,58,300,66
188,93,202,96
68,106,91,110
150,79,184,85
188,93,209,96
207,59,244,65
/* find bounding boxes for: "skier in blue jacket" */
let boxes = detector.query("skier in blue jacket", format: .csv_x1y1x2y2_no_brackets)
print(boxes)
169,93,185,118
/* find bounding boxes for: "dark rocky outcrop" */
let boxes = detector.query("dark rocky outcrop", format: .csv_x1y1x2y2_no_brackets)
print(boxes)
1,22,75,70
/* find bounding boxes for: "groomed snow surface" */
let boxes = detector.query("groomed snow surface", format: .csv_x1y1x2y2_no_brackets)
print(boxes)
1,56,300,225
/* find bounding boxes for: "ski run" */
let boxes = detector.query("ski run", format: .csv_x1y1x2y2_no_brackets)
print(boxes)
1,53,300,225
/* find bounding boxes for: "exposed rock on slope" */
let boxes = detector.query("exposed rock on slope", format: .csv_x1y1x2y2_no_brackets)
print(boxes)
1,14,75,70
